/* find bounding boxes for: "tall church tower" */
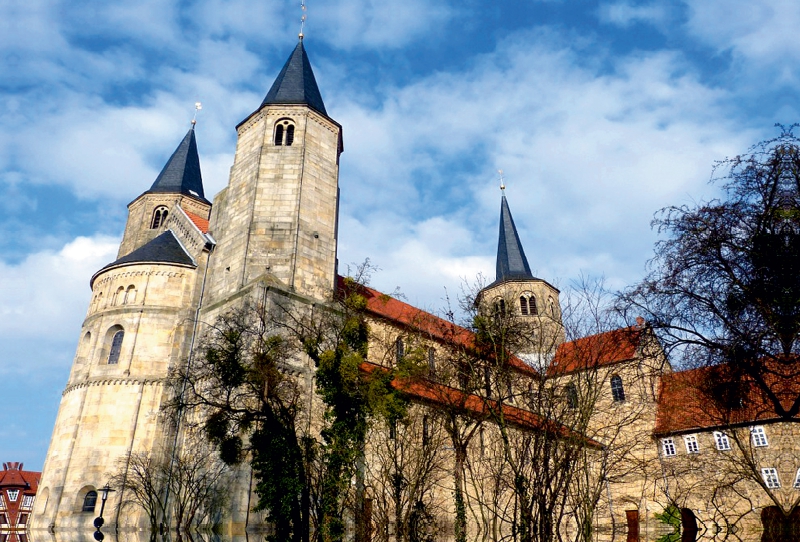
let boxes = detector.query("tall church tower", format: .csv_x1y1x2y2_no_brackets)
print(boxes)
478,189,564,365
204,38,343,307
31,38,342,533
31,127,215,531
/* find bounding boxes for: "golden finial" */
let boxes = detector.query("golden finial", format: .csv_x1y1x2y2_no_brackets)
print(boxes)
498,169,506,192
191,102,202,127
299,1,307,40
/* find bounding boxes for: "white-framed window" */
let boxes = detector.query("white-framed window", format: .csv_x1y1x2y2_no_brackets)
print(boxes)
794,468,800,489
751,426,769,447
662,438,676,457
6,490,18,503
762,467,781,489
713,431,731,451
21,495,33,509
684,435,700,454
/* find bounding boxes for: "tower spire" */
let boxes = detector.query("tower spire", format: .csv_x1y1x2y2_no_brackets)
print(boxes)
148,128,207,202
495,190,534,283
259,40,327,116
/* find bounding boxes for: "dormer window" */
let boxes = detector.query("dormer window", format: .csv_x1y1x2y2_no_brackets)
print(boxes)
151,206,169,229
274,119,296,146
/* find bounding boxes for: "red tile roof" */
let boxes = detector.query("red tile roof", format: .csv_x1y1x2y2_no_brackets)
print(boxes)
549,326,642,375
654,360,800,435
360,362,602,448
183,209,210,233
337,276,538,377
0,462,40,492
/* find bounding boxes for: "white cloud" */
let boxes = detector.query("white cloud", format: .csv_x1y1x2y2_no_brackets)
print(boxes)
0,236,118,353
684,0,800,81
331,31,759,305
598,1,670,27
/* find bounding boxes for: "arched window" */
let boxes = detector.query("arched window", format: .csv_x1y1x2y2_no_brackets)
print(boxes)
113,286,125,306
395,338,404,363
151,206,169,229
108,329,124,365
548,297,556,317
82,491,97,513
493,298,506,318
520,296,529,315
529,295,538,315
610,375,625,402
274,119,296,146
124,285,136,304
565,383,578,409
285,124,295,146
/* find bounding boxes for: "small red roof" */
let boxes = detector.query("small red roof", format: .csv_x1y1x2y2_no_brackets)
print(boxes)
0,463,40,493
360,362,602,448
337,276,537,377
549,326,642,375
183,209,210,233
654,360,800,435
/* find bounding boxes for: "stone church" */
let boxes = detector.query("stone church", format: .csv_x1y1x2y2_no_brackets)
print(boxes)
29,38,798,542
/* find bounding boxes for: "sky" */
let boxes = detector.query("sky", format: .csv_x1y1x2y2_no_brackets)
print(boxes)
2,0,799,469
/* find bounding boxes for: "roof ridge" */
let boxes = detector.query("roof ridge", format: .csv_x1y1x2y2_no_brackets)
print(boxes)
260,40,327,116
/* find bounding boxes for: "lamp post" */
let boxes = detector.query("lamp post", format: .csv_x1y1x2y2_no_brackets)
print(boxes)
93,484,115,541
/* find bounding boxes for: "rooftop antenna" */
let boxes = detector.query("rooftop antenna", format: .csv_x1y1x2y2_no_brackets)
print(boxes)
191,102,202,128
498,169,506,193
299,1,307,40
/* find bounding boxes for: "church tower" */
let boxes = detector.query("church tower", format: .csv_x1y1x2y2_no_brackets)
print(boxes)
203,38,343,306
31,128,215,531
478,190,564,364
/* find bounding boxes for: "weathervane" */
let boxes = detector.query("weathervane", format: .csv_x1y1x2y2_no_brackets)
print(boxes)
498,169,506,192
191,102,202,127
299,1,307,40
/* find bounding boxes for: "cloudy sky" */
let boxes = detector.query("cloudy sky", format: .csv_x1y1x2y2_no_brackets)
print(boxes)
1,0,797,468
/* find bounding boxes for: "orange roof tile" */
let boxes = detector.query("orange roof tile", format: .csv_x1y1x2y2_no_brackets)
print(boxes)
549,326,642,375
360,362,602,448
654,360,800,435
0,463,40,493
337,276,538,377
183,209,210,233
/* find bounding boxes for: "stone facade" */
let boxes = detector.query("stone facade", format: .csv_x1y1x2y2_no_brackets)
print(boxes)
30,39,793,542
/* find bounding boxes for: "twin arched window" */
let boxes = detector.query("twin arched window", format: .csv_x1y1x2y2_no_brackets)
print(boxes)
610,375,625,402
493,298,507,318
520,294,537,316
274,119,296,146
151,206,169,229
113,285,137,305
108,328,124,365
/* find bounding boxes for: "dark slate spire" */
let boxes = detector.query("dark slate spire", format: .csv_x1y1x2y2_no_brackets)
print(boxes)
149,128,206,201
496,194,535,283
261,40,327,116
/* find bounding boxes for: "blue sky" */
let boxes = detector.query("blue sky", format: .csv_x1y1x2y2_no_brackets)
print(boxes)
1,0,797,469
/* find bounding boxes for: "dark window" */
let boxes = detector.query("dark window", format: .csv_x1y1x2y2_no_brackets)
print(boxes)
274,124,284,146
0,514,7,524
389,420,396,440
494,298,506,318
19,534,27,542
484,366,492,398
18,514,27,525
108,330,124,365
151,206,168,229
529,295,538,315
0,533,8,542
82,491,98,513
285,124,295,146
520,296,529,315
422,416,430,447
566,383,578,409
610,375,625,402
427,347,436,375
395,338,404,363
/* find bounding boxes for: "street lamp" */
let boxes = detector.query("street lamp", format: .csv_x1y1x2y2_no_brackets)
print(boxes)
93,484,115,541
